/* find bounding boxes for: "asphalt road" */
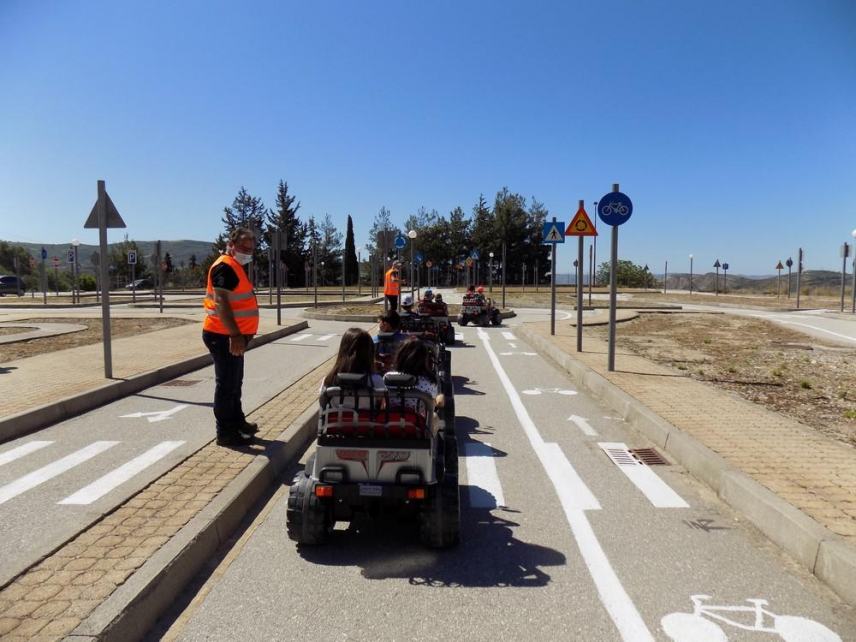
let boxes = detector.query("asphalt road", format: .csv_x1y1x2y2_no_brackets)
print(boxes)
165,322,856,641
0,318,368,587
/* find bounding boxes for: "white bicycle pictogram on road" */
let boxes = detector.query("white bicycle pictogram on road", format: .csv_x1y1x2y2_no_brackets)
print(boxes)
661,594,841,641
600,201,629,216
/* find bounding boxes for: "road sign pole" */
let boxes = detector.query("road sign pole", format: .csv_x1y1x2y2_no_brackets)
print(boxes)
97,180,113,378
840,243,849,312
276,228,282,326
550,241,557,336
501,241,507,309
41,250,46,305
606,184,622,372
313,241,318,308
796,248,803,310
576,208,584,352
131,263,136,303
156,240,163,314
588,243,593,306
851,254,856,314
663,260,668,294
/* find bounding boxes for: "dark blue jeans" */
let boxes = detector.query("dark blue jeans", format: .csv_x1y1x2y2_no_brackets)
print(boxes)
203,331,246,436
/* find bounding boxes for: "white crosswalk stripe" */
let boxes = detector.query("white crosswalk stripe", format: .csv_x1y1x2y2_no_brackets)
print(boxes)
0,441,53,468
0,441,118,505
58,441,185,505
289,334,312,342
502,332,517,341
463,441,505,509
316,334,335,342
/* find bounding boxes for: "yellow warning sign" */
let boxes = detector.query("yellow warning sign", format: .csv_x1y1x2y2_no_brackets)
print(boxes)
565,207,598,236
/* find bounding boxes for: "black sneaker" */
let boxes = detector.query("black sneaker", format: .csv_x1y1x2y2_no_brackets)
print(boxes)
240,421,259,435
216,431,254,447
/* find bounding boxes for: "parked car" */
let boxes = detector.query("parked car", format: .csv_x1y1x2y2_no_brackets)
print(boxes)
125,278,152,290
0,275,26,296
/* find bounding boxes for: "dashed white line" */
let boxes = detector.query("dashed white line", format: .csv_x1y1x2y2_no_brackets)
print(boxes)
59,441,185,505
509,342,518,348
289,334,312,342
0,441,118,506
463,441,505,508
502,332,517,341
455,333,464,341
316,334,335,342
568,415,598,436
599,443,689,509
0,441,53,468
477,328,652,641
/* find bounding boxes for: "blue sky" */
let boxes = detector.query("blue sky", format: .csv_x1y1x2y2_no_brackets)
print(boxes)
1,0,855,275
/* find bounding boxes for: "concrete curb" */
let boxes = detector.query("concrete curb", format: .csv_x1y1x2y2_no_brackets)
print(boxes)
517,324,856,606
301,309,518,323
0,321,308,444
70,403,320,641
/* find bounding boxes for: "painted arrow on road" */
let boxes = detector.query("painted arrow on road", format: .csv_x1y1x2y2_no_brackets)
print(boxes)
120,404,189,423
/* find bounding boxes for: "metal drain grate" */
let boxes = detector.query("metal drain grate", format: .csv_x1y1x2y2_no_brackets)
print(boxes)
629,448,669,465
160,379,201,387
602,446,639,466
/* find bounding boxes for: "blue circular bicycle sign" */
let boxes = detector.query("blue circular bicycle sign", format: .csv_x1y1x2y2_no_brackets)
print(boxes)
597,192,633,226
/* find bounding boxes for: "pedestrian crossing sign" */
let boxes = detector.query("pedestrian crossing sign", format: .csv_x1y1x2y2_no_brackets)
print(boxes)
542,221,566,244
565,207,598,237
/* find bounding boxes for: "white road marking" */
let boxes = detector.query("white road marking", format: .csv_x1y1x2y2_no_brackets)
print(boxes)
455,333,464,341
59,441,185,505
316,334,335,342
289,334,312,342
120,404,189,423
0,441,118,506
568,415,598,436
463,441,505,508
502,332,517,340
0,441,53,468
477,328,652,641
522,388,577,396
509,342,518,348
599,443,689,509
748,314,856,344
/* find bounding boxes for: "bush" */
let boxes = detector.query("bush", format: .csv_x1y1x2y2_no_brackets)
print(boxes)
78,274,97,291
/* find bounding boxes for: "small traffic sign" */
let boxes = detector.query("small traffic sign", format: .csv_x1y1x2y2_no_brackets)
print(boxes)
722,263,729,271
67,249,75,264
415,251,424,263
41,247,48,260
128,250,137,265
84,190,126,229
52,256,59,267
786,258,793,267
426,260,433,268
394,234,407,250
775,261,784,270
566,206,598,236
597,192,633,226
542,221,566,244
465,257,474,267
713,259,721,268
470,249,480,260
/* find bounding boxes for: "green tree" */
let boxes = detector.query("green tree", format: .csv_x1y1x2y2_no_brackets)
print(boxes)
596,260,654,288
367,206,400,262
344,214,359,286
319,214,343,285
216,186,269,260
265,180,306,286
0,242,33,275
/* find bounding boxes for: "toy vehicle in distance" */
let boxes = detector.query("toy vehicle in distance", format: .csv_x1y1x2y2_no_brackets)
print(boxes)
286,372,460,548
125,278,152,290
457,297,501,327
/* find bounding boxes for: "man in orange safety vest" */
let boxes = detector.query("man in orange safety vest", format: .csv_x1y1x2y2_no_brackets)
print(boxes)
202,227,260,446
384,260,402,311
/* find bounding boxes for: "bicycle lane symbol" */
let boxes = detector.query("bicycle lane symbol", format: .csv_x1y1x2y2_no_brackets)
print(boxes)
661,594,841,641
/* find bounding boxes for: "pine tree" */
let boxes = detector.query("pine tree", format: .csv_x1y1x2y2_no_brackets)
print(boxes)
367,206,399,262
217,186,269,259
344,214,359,286
266,180,306,287
319,214,343,285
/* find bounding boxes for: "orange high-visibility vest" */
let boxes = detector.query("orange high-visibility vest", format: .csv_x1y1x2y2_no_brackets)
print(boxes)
203,254,259,335
384,268,400,296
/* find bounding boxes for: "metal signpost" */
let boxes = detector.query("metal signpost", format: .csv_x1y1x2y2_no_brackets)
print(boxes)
786,257,793,298
501,242,507,308
588,244,593,306
597,184,633,372
722,262,729,294
313,242,318,308
852,229,856,313
128,249,137,304
13,256,21,296
40,246,47,304
689,254,694,294
713,259,721,295
796,248,804,309
52,256,59,296
663,261,668,294
776,261,784,298
840,243,850,312
83,180,126,378
522,263,526,294
542,216,566,335
275,227,283,326
154,241,164,314
565,200,597,352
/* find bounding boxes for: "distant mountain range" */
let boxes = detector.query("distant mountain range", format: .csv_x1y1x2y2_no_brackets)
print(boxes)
3,239,215,270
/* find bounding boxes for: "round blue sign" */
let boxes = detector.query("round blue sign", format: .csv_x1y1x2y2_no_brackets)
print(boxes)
597,192,633,226
394,235,407,250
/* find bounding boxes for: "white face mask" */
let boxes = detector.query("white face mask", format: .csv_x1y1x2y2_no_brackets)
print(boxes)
233,251,253,265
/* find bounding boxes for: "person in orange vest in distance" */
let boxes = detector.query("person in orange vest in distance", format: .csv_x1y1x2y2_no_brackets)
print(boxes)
384,260,403,311
202,227,260,446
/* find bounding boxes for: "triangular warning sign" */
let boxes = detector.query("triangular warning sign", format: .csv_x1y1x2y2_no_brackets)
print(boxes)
84,192,126,229
566,208,597,237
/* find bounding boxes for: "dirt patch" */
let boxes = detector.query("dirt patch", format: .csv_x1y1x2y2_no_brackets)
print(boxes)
588,313,856,448
0,317,195,363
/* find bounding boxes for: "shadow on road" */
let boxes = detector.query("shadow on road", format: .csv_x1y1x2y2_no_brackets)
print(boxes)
452,376,485,395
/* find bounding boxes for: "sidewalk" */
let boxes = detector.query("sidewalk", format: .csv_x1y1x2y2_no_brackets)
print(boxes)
0,358,330,640
519,320,856,606
0,311,307,441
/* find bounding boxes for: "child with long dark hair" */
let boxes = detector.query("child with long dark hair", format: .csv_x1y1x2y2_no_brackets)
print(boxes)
322,328,385,408
388,337,444,410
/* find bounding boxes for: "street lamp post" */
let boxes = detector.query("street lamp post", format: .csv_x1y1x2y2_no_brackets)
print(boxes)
489,251,494,293
689,254,693,295
72,239,80,304
408,230,417,302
